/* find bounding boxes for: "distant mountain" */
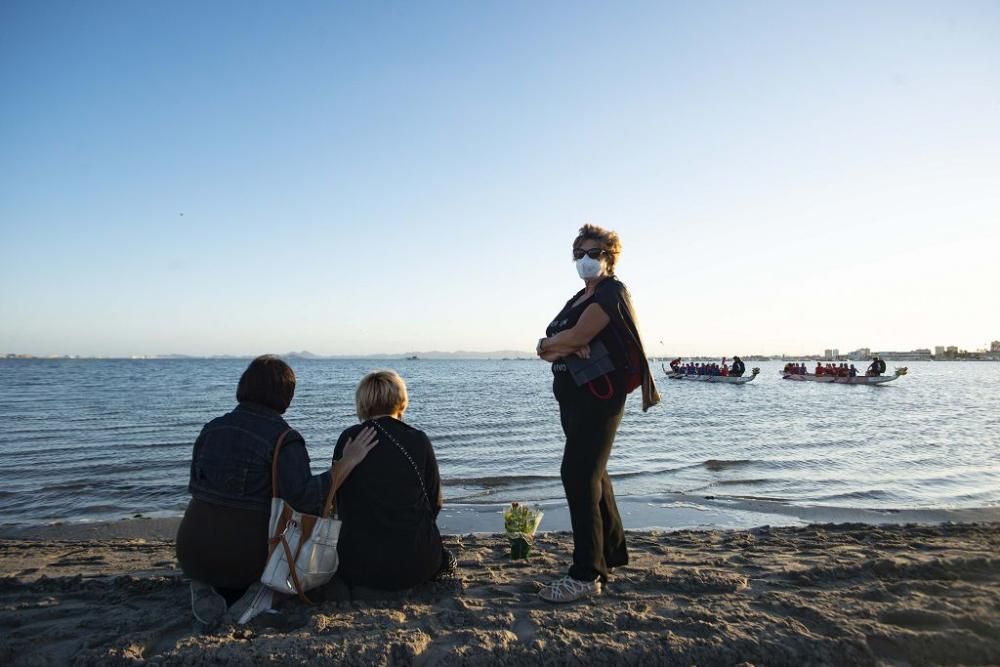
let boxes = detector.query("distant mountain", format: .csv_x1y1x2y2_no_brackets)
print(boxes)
357,350,535,360
284,350,324,359
285,350,536,360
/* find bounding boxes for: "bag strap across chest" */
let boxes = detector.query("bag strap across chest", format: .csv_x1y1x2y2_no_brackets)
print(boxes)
367,419,432,510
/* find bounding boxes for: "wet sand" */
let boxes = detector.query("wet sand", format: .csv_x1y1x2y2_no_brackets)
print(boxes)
1,522,998,665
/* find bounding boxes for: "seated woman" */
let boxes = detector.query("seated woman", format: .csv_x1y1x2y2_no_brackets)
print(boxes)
176,355,376,625
332,370,453,595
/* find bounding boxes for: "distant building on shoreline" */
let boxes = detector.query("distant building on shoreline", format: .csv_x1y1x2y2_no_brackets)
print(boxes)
931,343,1000,361
877,348,932,361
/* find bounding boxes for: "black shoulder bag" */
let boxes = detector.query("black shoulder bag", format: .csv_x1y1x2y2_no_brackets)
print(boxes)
562,339,616,386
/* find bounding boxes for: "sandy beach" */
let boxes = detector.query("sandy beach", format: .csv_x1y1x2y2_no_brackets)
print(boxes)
1,521,997,666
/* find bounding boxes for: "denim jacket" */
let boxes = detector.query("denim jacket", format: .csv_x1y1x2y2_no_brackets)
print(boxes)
187,402,331,515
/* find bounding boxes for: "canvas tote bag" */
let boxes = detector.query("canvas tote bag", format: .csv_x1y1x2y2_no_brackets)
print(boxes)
259,429,341,603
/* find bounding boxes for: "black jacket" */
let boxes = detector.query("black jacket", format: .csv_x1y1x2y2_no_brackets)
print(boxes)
333,417,444,591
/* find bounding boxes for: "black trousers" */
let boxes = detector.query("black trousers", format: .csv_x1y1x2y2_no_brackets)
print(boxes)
176,498,269,596
554,372,628,582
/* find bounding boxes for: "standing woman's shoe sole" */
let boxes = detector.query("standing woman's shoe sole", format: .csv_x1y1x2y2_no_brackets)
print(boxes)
538,575,602,603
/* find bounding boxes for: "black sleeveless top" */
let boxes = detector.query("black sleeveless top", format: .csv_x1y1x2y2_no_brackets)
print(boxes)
546,278,633,396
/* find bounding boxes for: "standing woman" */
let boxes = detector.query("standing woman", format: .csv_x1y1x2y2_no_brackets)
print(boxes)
536,225,660,602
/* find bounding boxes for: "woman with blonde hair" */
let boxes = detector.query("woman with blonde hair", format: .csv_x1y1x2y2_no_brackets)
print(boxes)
536,225,659,602
331,370,453,594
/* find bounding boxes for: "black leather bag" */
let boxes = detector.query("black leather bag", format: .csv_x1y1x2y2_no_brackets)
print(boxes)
563,340,615,386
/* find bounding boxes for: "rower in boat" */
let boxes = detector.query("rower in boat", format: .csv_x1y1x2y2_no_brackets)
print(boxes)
731,356,746,377
669,357,682,373
866,355,887,377
783,361,807,375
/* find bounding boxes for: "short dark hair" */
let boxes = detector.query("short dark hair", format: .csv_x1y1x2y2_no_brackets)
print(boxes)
236,355,296,413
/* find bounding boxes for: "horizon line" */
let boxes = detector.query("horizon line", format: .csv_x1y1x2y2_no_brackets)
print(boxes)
4,347,999,361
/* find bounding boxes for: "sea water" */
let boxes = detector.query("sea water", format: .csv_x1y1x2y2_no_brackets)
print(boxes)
0,359,997,527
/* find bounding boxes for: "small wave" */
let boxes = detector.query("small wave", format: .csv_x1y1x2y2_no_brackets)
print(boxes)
612,465,702,480
702,459,754,471
442,465,699,489
713,478,773,487
809,489,898,503
444,474,558,488
39,481,95,493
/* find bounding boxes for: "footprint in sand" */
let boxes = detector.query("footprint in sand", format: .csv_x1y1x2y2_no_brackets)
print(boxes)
879,608,950,630
51,555,106,568
512,614,536,642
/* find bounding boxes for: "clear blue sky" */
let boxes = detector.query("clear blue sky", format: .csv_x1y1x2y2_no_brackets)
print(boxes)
2,1,998,356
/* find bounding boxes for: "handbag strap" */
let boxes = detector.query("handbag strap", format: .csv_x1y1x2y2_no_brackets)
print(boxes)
279,534,314,605
266,431,319,606
271,428,338,518
367,419,432,510
271,429,293,499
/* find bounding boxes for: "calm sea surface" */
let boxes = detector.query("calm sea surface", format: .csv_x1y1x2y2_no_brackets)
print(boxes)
0,359,998,526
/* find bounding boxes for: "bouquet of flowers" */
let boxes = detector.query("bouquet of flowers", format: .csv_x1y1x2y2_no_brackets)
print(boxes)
503,502,544,559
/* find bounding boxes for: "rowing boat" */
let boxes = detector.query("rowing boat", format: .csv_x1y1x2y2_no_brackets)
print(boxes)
662,365,760,384
780,367,908,385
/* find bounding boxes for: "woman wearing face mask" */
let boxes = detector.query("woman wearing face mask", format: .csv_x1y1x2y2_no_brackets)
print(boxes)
535,224,660,603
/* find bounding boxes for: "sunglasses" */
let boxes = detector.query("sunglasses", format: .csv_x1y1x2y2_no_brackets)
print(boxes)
572,248,606,260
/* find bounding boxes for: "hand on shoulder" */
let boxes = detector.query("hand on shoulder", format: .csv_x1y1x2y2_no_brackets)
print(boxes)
338,426,379,469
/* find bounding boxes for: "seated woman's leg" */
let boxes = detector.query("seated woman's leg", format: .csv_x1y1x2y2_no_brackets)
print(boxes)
176,498,269,593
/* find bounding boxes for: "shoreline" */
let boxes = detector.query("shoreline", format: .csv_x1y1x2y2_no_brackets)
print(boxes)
2,523,997,665
3,493,998,541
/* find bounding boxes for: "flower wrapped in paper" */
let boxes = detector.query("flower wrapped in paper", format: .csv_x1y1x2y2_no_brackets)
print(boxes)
503,502,544,559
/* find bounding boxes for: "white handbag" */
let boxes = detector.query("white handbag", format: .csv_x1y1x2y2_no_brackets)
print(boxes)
259,429,341,603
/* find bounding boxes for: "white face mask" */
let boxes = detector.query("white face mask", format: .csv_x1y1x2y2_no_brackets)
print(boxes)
576,255,604,280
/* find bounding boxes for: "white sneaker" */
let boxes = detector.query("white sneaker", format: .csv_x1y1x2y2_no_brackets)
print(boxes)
225,582,271,625
538,575,602,603
190,581,227,627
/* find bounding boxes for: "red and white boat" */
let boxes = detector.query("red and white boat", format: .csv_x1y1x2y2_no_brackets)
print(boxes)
781,367,908,385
